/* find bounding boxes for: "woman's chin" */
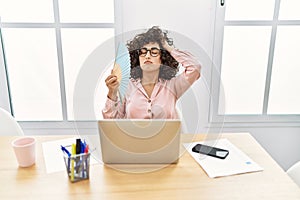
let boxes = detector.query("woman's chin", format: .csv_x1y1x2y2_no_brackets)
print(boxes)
141,64,160,72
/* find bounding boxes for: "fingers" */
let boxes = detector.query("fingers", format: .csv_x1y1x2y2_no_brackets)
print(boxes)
105,75,119,90
105,74,116,80
105,74,117,83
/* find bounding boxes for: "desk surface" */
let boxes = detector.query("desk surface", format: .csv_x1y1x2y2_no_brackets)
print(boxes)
1,133,299,200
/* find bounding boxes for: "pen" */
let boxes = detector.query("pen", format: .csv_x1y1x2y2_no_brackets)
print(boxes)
84,144,89,178
61,145,71,157
84,144,89,153
76,139,81,154
81,139,85,154
78,139,85,177
71,144,76,182
61,145,71,173
83,140,88,153
76,139,84,176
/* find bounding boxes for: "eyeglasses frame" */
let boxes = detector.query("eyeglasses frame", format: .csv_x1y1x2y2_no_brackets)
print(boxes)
138,47,161,57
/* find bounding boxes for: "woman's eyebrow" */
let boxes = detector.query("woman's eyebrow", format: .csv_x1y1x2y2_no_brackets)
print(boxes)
141,47,160,49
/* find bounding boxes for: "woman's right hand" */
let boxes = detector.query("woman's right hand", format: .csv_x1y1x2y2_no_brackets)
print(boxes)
105,74,119,101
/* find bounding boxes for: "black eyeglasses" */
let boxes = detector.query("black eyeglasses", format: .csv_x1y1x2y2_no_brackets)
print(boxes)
138,47,161,57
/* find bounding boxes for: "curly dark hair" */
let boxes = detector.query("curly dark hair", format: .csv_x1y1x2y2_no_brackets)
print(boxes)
127,26,179,80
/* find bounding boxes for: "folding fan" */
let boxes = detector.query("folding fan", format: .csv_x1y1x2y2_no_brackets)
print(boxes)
112,43,131,103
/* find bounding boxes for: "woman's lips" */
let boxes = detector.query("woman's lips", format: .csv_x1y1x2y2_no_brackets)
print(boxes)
144,61,153,64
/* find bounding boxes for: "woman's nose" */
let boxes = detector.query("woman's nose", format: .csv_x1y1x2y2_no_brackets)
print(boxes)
145,50,151,58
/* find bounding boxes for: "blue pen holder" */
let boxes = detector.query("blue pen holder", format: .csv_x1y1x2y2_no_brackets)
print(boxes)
63,152,91,183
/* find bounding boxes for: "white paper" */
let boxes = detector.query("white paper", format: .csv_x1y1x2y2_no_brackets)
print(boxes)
184,139,263,178
42,137,99,174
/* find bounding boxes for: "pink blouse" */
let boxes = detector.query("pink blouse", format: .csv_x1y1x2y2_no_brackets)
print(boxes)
102,49,201,119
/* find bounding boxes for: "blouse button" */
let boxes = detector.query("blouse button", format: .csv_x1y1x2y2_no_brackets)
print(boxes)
114,103,118,107
147,109,151,113
148,99,151,103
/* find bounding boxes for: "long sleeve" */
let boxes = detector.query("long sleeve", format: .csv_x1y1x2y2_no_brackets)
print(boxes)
170,49,201,98
102,97,126,119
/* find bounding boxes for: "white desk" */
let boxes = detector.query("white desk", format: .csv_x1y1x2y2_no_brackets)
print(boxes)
1,133,299,200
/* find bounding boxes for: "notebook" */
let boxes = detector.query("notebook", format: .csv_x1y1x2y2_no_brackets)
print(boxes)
98,119,181,164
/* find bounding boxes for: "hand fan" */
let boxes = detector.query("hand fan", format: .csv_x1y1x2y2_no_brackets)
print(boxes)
112,43,131,103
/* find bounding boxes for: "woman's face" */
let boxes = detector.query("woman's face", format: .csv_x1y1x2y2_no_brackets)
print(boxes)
139,42,162,72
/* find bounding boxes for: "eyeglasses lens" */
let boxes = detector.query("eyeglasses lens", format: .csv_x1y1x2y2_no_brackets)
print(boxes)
139,48,160,57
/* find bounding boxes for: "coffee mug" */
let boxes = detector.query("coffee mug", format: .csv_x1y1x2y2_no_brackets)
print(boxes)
12,137,36,167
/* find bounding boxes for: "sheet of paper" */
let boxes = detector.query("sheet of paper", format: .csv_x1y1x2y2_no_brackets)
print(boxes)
42,137,99,174
184,139,263,178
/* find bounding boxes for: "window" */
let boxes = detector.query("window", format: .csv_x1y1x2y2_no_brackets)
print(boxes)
2,28,62,120
0,0,115,125
212,0,300,125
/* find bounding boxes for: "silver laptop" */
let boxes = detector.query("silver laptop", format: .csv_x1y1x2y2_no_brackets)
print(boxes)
98,119,181,164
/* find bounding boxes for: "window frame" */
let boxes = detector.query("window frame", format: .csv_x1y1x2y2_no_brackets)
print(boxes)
0,0,121,134
210,0,300,128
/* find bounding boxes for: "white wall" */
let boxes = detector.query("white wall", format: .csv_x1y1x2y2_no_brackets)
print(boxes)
120,0,215,52
249,127,300,171
208,126,300,170
120,0,216,134
120,0,300,171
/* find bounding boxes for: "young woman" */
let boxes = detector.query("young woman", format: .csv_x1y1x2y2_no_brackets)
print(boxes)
102,26,201,119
